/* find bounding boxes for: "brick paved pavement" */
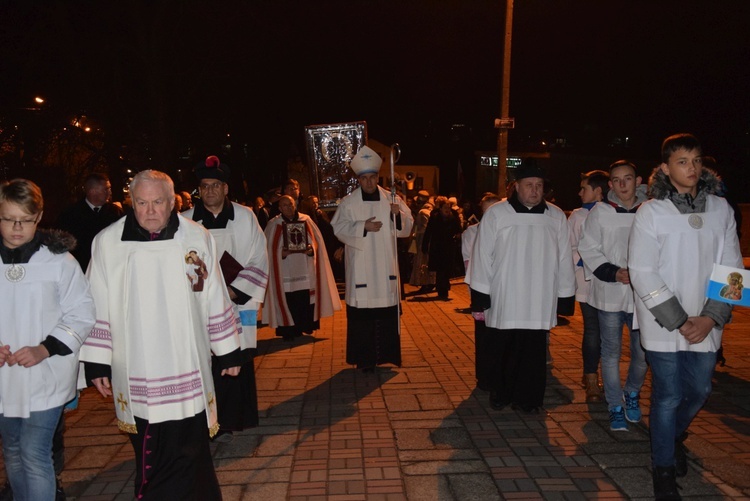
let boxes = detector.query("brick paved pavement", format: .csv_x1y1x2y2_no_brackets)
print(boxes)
3,279,750,500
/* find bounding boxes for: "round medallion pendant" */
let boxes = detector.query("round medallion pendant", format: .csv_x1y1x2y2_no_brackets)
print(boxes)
688,214,704,229
5,264,25,282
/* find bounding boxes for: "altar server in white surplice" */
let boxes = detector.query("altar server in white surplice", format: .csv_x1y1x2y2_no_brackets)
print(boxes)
264,195,340,341
331,146,414,371
0,179,95,501
80,170,241,501
183,155,268,438
469,161,575,414
628,134,742,498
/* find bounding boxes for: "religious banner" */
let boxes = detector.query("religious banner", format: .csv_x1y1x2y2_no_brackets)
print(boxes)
706,263,750,307
305,121,368,208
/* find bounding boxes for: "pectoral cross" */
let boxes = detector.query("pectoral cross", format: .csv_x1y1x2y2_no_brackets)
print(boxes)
117,393,128,412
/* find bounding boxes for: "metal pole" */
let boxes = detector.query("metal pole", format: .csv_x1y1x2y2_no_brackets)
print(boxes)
497,0,514,198
389,144,402,333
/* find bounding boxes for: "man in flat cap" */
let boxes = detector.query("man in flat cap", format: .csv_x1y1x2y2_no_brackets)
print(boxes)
183,155,268,438
331,146,414,371
469,160,575,413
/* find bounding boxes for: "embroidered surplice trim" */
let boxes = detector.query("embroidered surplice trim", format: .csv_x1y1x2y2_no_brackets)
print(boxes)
118,420,138,434
207,304,237,342
84,320,113,351
209,422,220,438
129,370,204,406
238,266,269,288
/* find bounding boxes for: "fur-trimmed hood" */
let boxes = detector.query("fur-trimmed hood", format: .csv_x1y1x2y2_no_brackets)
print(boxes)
647,165,724,201
40,229,77,254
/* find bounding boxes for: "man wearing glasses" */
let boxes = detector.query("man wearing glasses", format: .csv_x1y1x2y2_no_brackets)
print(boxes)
57,173,123,271
183,155,268,440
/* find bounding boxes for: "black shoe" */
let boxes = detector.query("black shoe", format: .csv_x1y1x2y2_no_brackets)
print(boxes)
653,465,681,500
675,432,688,477
418,285,435,293
0,482,13,501
56,476,66,501
511,403,541,415
489,391,509,410
211,429,234,443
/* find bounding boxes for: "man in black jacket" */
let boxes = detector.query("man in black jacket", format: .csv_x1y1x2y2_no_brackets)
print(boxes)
57,173,123,271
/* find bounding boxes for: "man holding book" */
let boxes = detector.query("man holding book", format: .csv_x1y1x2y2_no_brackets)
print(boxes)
183,155,269,438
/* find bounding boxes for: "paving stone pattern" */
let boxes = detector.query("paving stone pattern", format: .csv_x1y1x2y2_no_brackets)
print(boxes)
3,280,750,500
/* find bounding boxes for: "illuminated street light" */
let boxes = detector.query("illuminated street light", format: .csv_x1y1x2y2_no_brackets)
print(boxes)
34,96,45,104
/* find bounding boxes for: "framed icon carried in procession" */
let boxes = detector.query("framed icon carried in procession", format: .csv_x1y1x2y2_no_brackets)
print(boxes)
305,121,368,209
282,221,309,253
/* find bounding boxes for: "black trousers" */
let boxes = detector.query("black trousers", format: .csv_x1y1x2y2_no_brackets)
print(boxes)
129,412,221,500
486,328,547,407
435,269,451,297
474,319,492,387
276,289,317,339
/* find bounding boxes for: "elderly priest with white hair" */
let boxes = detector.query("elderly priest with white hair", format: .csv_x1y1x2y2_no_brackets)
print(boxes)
80,169,242,501
331,146,414,372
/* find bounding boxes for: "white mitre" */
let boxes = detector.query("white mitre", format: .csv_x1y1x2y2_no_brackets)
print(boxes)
350,146,382,176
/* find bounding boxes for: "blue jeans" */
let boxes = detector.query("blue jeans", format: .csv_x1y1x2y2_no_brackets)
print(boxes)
598,310,648,410
0,405,63,501
580,302,601,374
646,350,716,467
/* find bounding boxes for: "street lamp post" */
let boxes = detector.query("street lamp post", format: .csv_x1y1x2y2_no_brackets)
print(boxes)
496,0,514,198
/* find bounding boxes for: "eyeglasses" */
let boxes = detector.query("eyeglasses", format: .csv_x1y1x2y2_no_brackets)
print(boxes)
199,182,224,191
0,217,39,228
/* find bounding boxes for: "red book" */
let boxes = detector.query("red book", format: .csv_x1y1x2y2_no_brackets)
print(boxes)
219,251,244,285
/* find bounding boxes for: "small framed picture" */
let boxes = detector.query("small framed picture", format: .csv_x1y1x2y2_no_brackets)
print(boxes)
283,222,309,253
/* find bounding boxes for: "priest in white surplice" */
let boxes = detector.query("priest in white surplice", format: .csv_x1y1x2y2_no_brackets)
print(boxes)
80,170,241,501
264,195,340,340
469,161,575,413
331,146,414,371
183,155,268,438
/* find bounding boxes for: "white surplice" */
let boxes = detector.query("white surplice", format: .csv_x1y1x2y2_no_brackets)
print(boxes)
331,186,414,309
629,196,743,353
80,215,240,433
183,202,268,349
577,203,636,313
469,200,575,330
263,212,340,328
0,248,95,418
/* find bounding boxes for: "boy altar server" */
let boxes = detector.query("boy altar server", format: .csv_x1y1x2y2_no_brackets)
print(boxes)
629,133,742,500
578,160,648,430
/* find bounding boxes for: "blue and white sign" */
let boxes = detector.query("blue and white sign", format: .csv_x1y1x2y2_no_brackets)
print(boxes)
706,263,750,307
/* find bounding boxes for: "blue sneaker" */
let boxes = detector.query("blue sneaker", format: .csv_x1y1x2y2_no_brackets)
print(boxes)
623,391,642,423
609,405,628,431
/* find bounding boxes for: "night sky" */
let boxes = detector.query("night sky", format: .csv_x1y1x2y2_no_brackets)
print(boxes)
1,0,749,207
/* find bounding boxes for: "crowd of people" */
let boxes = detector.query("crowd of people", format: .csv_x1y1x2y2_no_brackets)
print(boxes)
0,133,742,500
